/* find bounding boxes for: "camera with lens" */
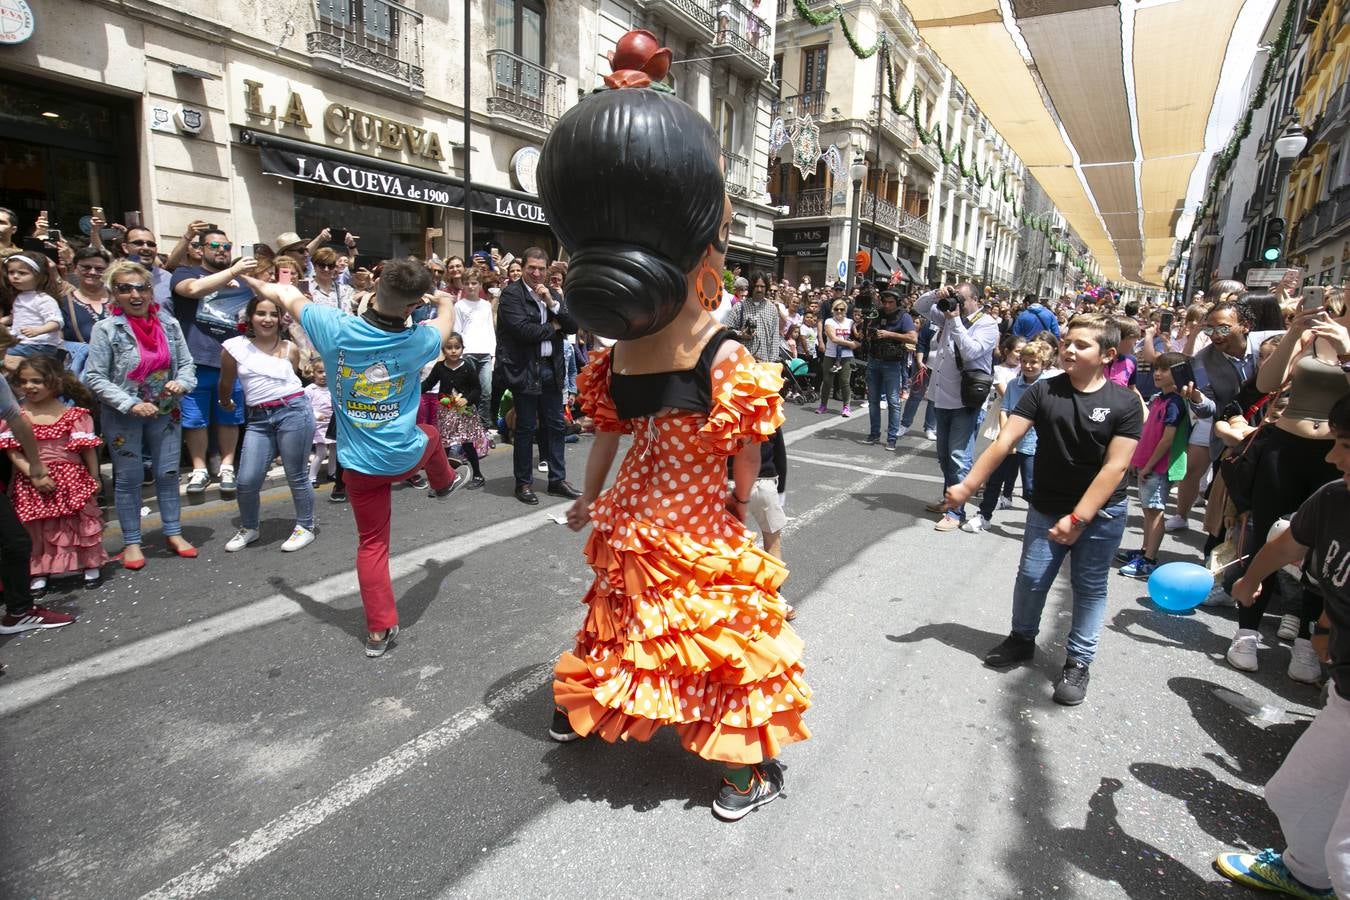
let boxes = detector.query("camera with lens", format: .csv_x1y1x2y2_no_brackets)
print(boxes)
936,286,960,314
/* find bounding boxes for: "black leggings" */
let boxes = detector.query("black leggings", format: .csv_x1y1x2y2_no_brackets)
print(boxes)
1236,428,1338,631
0,490,33,615
461,442,482,478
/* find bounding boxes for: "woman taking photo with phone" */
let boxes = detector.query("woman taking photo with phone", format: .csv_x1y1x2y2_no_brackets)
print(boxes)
1225,289,1350,677
84,261,197,569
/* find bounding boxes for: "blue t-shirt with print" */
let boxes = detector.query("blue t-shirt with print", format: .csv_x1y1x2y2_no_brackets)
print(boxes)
1002,372,1045,455
300,304,442,476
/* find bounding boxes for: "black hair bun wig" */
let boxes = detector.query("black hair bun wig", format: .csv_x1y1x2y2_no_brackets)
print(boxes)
538,86,726,339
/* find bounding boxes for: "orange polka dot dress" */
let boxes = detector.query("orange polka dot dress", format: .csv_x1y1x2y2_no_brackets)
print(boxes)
553,342,811,764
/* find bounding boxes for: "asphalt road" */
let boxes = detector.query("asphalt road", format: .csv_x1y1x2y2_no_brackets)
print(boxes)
0,400,1324,899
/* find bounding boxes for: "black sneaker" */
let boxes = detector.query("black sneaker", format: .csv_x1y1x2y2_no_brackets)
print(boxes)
468,475,486,489
1114,547,1143,565
405,473,427,488
329,487,348,503
1053,660,1091,706
364,624,399,658
430,465,470,499
712,759,785,822
983,632,1036,668
548,707,581,743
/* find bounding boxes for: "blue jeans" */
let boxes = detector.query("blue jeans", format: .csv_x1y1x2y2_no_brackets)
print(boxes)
866,359,903,442
236,395,315,531
467,353,493,427
978,452,1035,521
102,405,183,545
900,375,937,431
513,367,566,486
1010,501,1129,664
933,405,980,519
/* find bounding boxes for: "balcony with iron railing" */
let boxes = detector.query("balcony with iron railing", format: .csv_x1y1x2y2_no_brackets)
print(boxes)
938,245,955,270
1292,182,1350,252
773,188,832,218
908,139,941,172
942,166,960,189
1313,81,1350,143
723,149,751,198
898,209,930,247
860,192,901,232
772,90,828,120
710,0,771,74
308,0,425,92
874,94,916,147
486,50,569,133
644,0,716,40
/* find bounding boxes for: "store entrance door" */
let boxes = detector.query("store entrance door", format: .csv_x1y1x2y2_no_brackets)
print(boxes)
0,76,137,241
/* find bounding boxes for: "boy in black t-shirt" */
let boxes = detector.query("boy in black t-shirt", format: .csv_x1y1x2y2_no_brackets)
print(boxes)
945,315,1143,706
1214,394,1350,899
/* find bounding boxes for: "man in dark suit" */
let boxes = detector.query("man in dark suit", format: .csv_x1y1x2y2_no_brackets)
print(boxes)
495,247,581,504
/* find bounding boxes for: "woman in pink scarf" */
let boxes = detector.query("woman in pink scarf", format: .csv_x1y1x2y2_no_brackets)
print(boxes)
84,261,198,569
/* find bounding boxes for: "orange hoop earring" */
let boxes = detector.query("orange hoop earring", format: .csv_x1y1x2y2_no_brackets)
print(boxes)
696,260,722,312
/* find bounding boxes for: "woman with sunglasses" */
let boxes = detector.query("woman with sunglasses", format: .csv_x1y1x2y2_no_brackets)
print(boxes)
63,247,112,343
84,261,197,569
309,248,352,314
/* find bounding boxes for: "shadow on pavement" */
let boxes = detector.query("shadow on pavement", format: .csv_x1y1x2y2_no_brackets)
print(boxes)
1168,676,1309,785
886,622,1006,661
268,558,462,640
483,663,709,814
1108,606,1228,656
1128,762,1280,851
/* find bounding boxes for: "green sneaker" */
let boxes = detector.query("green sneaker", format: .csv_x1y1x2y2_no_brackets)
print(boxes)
1214,849,1334,898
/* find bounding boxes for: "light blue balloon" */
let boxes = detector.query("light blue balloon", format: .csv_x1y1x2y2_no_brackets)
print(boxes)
1147,562,1215,612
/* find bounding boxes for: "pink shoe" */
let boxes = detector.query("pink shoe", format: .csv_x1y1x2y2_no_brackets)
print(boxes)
841,405,851,417
815,405,827,414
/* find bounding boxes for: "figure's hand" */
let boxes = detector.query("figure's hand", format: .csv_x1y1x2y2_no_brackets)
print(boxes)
1048,515,1082,546
565,496,592,531
184,220,209,242
130,402,159,418
163,380,187,396
943,483,971,510
231,257,258,278
1231,575,1261,608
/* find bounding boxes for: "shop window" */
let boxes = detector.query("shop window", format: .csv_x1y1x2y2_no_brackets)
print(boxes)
293,184,429,262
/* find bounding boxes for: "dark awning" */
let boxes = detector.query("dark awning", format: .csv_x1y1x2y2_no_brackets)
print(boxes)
896,256,924,285
865,246,898,279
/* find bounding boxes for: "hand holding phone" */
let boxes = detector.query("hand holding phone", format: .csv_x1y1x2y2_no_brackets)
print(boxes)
1169,360,1195,393
1159,312,1174,333
1301,286,1324,312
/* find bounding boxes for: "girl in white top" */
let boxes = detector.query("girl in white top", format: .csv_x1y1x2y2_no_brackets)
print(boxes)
218,297,316,554
453,269,498,425
4,255,64,372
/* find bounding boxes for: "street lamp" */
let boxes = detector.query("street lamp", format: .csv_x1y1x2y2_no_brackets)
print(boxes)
847,155,868,291
1269,122,1307,262
983,233,995,285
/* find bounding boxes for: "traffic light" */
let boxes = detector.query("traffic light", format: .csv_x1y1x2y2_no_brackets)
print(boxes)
1261,217,1286,263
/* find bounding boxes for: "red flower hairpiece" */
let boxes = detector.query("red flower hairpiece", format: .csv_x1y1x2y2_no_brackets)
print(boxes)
604,30,671,89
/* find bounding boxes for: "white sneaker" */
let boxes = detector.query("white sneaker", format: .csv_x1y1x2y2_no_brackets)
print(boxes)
894,425,909,439
1288,638,1322,684
537,461,548,472
1276,613,1300,642
186,468,210,493
923,428,937,441
1226,629,1260,672
281,525,316,552
1201,584,1235,607
1164,515,1189,533
960,513,989,534
996,496,1013,511
225,528,260,552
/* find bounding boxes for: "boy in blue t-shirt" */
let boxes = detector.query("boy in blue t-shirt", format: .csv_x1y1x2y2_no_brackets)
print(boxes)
243,261,465,658
1117,351,1191,579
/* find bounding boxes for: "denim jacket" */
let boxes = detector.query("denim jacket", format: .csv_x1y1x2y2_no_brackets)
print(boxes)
83,312,197,415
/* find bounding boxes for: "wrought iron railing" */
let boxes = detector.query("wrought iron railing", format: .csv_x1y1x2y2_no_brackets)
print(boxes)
772,91,828,120
861,192,901,231
899,209,930,246
723,149,751,198
712,0,771,71
486,49,569,129
655,0,716,32
774,189,832,217
309,0,425,89
939,245,955,270
943,166,959,189
874,94,916,146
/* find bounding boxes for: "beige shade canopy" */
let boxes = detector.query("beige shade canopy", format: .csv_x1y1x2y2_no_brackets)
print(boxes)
905,0,1247,285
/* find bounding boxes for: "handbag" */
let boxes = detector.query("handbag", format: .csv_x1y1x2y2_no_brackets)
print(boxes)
952,312,993,409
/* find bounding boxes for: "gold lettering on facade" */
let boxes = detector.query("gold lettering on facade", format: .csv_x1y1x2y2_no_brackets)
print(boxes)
243,79,276,121
281,92,311,129
247,87,445,163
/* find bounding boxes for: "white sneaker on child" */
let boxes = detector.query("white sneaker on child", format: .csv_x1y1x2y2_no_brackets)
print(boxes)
1226,629,1260,672
1288,638,1322,684
1276,614,1300,642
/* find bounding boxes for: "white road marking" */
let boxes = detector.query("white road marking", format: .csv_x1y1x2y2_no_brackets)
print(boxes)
138,661,557,899
139,440,920,897
0,413,852,718
791,448,945,483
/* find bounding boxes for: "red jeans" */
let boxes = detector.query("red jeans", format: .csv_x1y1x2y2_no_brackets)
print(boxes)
344,424,452,632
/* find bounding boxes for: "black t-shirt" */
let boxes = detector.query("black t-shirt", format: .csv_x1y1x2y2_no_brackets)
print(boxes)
1290,480,1350,700
1012,373,1144,517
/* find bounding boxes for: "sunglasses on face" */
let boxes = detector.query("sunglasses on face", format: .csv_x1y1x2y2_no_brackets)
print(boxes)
1201,324,1235,337
316,262,337,270
208,241,232,251
128,239,158,248
113,282,150,294
189,242,203,249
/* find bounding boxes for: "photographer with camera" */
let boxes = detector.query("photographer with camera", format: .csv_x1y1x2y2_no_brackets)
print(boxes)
862,289,916,450
724,271,789,364
915,282,1000,531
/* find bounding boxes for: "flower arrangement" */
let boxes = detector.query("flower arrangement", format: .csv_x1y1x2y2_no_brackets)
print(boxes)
439,392,470,415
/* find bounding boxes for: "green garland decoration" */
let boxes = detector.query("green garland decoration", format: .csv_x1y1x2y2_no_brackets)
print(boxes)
789,0,1107,275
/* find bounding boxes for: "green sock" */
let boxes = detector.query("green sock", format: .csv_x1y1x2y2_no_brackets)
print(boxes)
725,766,753,791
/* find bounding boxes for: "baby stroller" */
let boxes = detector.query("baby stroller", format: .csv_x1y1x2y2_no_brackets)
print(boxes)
781,356,818,406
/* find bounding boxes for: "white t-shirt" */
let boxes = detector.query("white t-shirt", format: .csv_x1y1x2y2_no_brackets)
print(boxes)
453,297,497,355
12,291,63,346
823,317,854,358
222,336,302,405
799,323,818,358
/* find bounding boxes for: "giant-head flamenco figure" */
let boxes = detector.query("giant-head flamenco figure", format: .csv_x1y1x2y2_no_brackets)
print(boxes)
538,29,811,822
